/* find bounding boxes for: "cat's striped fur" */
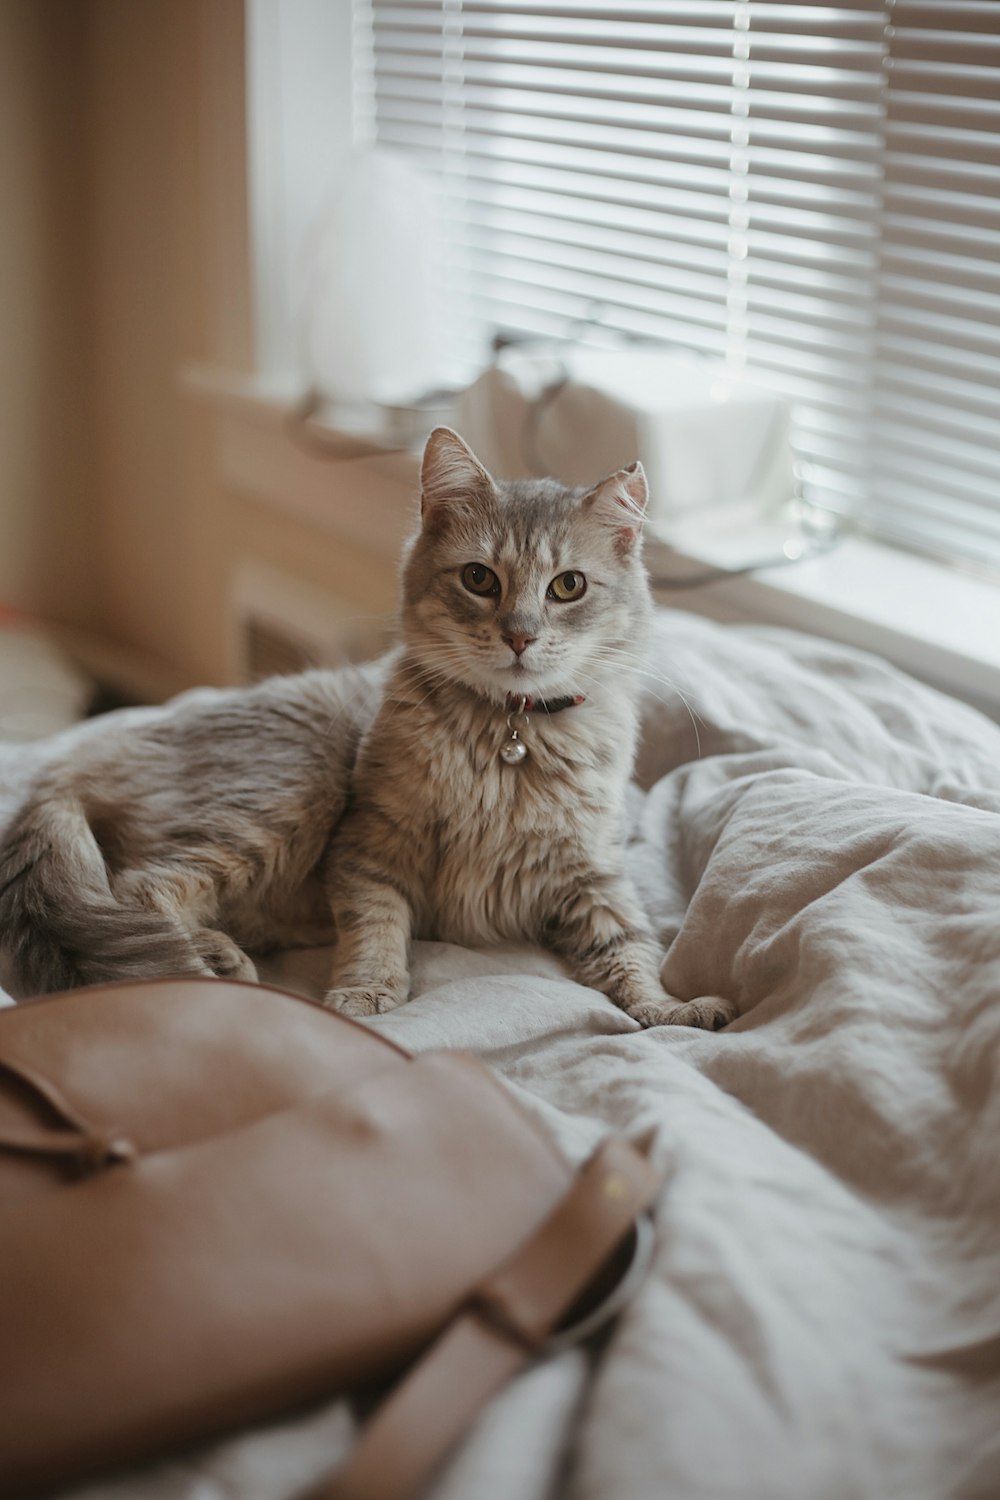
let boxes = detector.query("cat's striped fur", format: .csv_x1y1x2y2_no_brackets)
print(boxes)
0,427,733,1029
0,670,381,997
323,428,733,1030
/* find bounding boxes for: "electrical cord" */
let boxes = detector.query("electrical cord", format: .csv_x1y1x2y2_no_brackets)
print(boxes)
647,520,841,591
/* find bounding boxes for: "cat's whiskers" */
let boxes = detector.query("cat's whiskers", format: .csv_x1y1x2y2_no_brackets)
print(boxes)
587,640,707,709
583,647,705,759
626,655,708,719
396,641,531,723
416,641,530,704
622,664,707,735
602,647,707,714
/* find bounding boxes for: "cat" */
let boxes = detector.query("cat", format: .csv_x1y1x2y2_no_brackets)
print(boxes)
323,427,733,1031
0,427,734,1031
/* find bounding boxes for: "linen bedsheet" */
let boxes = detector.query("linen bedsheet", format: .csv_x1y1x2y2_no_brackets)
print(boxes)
2,609,999,1500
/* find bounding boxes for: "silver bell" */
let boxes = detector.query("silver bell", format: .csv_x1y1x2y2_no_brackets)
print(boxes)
500,738,528,765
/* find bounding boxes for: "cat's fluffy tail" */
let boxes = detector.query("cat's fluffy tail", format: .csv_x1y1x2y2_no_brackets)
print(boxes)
0,787,209,997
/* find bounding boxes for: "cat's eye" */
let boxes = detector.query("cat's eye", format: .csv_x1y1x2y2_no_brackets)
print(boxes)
548,571,587,602
461,563,500,597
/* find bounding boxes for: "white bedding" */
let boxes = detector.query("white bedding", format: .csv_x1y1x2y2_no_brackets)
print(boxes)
3,610,1000,1500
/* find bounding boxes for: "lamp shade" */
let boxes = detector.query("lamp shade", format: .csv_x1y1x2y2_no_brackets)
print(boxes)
302,150,448,406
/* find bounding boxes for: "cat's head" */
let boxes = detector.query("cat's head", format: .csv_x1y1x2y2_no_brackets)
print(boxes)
400,427,652,704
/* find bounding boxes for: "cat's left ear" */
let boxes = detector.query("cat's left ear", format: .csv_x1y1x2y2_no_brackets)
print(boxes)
420,427,495,530
585,461,649,555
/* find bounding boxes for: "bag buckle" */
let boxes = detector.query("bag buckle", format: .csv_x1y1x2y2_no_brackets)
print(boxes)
544,1212,656,1354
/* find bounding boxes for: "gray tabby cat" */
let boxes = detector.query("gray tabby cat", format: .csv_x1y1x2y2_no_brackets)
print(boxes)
0,427,733,1030
323,427,732,1030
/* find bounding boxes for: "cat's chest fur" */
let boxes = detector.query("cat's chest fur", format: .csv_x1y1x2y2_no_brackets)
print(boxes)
353,676,634,946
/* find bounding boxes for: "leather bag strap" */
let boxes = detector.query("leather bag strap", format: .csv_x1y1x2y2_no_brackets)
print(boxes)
302,1136,661,1500
0,1055,137,1171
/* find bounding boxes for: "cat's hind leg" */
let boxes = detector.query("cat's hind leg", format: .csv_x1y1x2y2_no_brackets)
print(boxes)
192,928,258,982
114,867,224,982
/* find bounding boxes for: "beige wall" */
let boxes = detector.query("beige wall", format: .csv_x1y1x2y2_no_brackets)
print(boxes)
1,0,402,691
86,0,219,680
89,0,404,688
0,0,98,624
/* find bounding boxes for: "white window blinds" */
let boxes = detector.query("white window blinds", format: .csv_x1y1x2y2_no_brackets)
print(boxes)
355,0,1000,571
874,3,1000,567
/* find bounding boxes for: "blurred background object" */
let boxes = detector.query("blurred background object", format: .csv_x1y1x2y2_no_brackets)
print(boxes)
303,149,450,407
455,343,795,527
1,0,998,722
0,611,95,741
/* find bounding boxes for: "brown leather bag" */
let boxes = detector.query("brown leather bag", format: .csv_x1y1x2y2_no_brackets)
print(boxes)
0,978,659,1500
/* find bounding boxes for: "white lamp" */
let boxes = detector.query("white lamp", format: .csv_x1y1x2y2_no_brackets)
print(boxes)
301,150,450,409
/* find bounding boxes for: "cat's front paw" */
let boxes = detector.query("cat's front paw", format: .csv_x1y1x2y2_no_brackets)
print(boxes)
323,985,403,1018
629,993,737,1032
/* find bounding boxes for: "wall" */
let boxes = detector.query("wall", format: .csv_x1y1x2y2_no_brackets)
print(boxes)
0,0,99,624
85,0,404,689
0,0,404,693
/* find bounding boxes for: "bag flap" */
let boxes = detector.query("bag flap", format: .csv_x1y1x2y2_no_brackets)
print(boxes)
0,1050,569,1497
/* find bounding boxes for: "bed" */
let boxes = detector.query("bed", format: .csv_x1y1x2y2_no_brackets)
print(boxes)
2,608,999,1500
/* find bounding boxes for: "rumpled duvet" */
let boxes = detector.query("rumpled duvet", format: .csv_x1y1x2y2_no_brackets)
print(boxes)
2,609,999,1500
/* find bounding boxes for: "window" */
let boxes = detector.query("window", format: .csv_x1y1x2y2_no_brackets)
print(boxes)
353,1,1000,572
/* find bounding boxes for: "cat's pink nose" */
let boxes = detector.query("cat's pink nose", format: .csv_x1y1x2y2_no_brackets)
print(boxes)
504,632,536,657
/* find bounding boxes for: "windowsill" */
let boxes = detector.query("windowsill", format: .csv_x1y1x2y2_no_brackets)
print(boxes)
185,364,1000,722
647,523,1000,721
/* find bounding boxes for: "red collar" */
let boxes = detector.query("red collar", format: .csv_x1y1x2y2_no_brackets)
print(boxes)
504,692,586,715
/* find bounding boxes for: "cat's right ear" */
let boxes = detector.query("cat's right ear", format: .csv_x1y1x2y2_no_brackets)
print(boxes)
420,427,494,530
